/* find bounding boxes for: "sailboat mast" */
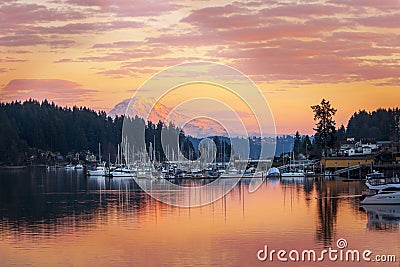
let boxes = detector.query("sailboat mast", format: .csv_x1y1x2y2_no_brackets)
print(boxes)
99,142,102,163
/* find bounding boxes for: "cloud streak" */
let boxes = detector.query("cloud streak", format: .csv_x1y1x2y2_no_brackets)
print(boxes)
1,79,98,104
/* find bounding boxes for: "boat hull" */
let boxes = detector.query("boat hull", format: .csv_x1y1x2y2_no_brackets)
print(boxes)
361,192,400,205
281,172,305,177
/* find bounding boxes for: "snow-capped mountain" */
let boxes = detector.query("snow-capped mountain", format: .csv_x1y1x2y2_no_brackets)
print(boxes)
108,96,227,137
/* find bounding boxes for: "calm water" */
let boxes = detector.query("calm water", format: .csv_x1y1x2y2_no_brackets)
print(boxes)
0,168,399,267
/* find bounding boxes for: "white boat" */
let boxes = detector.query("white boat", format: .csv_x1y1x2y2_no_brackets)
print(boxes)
365,173,400,190
220,167,242,178
75,164,84,170
366,171,385,179
88,143,106,176
108,167,135,178
136,166,152,179
361,189,400,205
65,164,75,170
267,167,280,177
281,170,305,178
47,165,62,171
87,165,106,176
305,170,315,176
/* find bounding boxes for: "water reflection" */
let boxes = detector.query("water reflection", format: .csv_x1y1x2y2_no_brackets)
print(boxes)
315,179,339,246
361,205,400,231
0,168,398,267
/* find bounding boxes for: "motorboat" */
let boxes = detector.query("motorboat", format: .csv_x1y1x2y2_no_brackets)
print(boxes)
281,169,305,178
266,167,280,177
65,164,75,170
108,167,135,178
366,171,385,179
305,170,315,176
87,164,106,176
46,165,62,171
365,173,400,191
75,164,84,170
361,188,400,205
220,167,242,178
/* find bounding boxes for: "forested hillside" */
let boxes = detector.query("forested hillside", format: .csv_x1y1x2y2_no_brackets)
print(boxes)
346,108,400,141
0,100,202,165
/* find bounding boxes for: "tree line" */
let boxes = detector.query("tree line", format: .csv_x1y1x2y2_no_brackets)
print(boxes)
292,99,400,159
2,98,399,165
0,99,232,166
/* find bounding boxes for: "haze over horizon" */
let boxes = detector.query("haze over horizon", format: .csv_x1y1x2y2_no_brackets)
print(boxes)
0,0,399,135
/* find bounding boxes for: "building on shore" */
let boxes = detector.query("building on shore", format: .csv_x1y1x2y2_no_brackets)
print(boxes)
321,156,374,169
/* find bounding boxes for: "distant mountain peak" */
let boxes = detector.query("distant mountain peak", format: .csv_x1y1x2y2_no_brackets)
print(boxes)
108,97,226,138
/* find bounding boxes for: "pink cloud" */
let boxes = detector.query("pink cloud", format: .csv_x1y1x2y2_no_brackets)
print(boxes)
81,48,170,62
1,79,98,104
147,32,222,47
0,35,45,46
355,65,400,81
91,41,141,49
122,57,203,69
207,36,400,84
0,34,75,48
259,3,348,18
330,31,392,41
1,0,398,89
181,4,261,29
182,13,264,29
6,50,32,54
0,3,85,28
66,0,182,17
0,57,27,62
157,16,349,47
328,0,400,10
54,47,170,63
355,13,400,28
96,69,139,78
54,58,74,63
34,20,144,36
185,4,246,17
65,0,113,7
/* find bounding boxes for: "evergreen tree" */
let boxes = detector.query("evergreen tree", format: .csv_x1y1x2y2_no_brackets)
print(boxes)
311,99,337,157
301,135,312,159
293,131,301,158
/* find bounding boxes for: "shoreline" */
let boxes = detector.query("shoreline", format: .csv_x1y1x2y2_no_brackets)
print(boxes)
0,165,27,170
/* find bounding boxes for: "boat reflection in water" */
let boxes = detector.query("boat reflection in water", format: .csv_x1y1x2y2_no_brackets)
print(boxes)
361,205,400,231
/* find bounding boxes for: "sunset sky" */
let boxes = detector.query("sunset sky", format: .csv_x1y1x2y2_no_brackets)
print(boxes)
0,0,399,135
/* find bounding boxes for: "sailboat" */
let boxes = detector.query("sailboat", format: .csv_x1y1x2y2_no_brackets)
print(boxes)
108,142,136,178
281,150,305,178
87,143,107,176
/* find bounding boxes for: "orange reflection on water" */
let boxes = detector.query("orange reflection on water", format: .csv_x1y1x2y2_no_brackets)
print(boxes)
0,174,399,267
